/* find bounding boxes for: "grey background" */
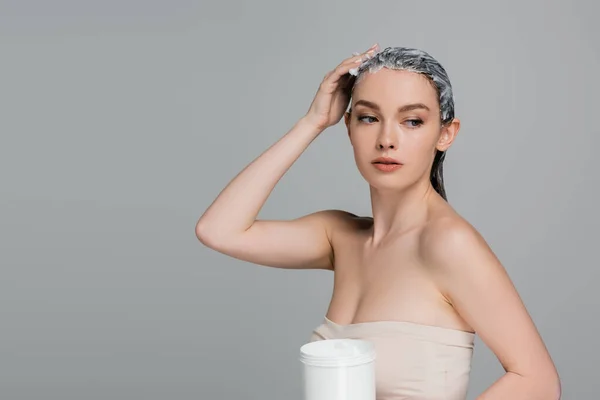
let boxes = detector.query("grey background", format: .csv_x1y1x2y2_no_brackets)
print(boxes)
1,0,597,399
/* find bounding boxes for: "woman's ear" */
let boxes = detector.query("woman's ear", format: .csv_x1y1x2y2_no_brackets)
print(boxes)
436,118,460,151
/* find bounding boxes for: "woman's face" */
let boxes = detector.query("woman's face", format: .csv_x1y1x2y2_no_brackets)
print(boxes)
344,68,459,192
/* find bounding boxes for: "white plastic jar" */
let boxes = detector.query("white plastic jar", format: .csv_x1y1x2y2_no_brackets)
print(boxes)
299,339,376,400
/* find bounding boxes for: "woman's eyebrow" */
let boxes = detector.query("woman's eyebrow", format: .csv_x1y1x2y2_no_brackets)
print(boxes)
354,99,430,113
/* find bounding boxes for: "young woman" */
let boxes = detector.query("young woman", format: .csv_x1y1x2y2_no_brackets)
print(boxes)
195,44,561,400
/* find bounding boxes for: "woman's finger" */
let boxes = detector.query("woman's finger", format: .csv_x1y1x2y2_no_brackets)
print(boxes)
323,45,379,88
331,44,379,79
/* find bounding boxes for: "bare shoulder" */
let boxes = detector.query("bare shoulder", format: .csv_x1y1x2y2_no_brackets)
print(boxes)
312,209,372,238
419,211,493,270
417,210,508,304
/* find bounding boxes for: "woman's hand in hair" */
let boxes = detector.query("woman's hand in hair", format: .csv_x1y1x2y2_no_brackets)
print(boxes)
303,43,379,132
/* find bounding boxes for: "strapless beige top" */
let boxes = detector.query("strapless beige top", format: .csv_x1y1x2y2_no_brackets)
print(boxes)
309,317,475,400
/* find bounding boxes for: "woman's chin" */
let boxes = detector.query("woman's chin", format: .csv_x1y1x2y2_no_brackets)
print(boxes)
356,167,409,191
363,177,406,192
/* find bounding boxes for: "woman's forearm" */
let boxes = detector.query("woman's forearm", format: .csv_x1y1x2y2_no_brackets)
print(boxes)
195,117,322,243
476,371,561,400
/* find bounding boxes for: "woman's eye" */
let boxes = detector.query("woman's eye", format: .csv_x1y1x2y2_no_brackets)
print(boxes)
358,116,377,123
406,119,423,128
357,116,423,127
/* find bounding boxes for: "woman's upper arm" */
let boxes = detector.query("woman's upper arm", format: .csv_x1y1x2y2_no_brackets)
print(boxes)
197,209,352,270
421,219,560,384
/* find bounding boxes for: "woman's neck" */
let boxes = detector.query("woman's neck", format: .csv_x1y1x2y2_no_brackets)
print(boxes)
368,179,439,246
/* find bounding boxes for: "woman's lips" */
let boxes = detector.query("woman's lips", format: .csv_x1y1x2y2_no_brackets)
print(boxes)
372,157,403,172
372,163,403,172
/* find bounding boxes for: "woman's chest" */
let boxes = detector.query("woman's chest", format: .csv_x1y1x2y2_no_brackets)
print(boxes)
328,234,445,324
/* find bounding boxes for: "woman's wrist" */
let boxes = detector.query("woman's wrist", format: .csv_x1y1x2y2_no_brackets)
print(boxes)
297,115,326,137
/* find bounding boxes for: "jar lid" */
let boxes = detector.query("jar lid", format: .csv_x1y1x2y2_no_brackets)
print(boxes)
299,339,376,367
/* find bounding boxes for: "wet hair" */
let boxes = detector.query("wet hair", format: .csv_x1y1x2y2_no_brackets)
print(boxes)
349,46,455,201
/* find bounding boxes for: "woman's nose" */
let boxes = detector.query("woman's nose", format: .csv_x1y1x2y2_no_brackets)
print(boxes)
377,141,395,149
377,131,397,150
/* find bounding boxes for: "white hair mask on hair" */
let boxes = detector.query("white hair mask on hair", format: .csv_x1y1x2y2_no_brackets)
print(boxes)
349,46,455,124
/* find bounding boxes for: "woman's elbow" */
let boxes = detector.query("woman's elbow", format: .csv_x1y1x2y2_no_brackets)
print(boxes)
534,369,561,400
549,374,562,400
